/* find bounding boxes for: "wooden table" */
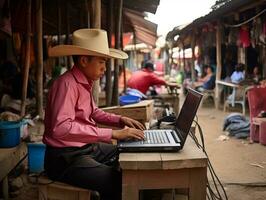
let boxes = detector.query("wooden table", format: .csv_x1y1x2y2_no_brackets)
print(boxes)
165,82,181,95
102,100,154,125
119,137,207,200
0,142,27,199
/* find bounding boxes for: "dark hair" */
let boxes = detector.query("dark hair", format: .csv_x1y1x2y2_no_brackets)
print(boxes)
235,63,245,72
72,55,93,64
72,55,79,64
144,62,154,71
208,65,214,73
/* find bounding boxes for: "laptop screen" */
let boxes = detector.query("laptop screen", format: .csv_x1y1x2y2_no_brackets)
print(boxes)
175,89,203,141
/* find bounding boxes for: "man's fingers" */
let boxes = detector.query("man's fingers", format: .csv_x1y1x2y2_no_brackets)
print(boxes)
131,120,145,130
127,129,144,140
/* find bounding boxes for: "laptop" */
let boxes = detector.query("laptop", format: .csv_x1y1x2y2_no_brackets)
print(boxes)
117,88,203,152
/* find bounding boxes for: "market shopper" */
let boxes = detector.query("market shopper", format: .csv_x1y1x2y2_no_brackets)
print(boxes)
43,28,145,200
127,61,167,95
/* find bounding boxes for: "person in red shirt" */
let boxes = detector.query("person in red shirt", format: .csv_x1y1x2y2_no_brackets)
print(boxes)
43,29,145,200
127,62,166,95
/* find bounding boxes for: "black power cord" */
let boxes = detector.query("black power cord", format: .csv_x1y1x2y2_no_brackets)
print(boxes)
189,118,228,200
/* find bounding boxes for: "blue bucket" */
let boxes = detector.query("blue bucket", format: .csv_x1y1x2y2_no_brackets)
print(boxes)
27,143,46,173
119,95,140,106
0,121,22,148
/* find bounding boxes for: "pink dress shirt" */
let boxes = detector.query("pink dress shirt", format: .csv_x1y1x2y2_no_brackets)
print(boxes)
43,66,122,147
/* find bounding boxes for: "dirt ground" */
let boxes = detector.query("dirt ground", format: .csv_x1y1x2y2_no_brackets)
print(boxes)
5,97,266,200
197,103,266,200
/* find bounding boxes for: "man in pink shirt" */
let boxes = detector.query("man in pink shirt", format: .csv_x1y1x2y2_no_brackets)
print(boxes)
127,62,166,95
43,29,145,200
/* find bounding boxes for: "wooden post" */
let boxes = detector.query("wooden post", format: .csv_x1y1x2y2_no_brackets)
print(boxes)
182,41,186,70
66,0,71,69
120,21,126,93
85,0,90,28
165,46,171,75
215,21,222,109
111,0,123,106
133,31,137,68
21,0,31,116
36,0,43,118
178,48,182,71
106,0,113,106
191,32,196,82
90,0,101,105
57,0,61,45
57,0,61,66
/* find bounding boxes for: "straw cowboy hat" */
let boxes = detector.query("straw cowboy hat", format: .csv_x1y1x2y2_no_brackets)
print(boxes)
49,28,128,59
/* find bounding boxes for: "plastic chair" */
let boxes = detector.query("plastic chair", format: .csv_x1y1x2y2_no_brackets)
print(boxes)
247,86,266,144
224,85,251,115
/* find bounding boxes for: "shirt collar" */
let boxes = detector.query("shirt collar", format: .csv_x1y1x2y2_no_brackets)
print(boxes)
71,65,93,87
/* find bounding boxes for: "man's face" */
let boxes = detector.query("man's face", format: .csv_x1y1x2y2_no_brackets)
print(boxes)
80,56,107,80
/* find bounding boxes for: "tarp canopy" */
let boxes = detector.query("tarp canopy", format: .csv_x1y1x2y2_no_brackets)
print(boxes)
8,0,159,47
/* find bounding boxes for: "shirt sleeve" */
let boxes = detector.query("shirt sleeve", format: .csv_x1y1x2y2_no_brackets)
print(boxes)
92,106,123,127
47,80,113,143
149,73,166,85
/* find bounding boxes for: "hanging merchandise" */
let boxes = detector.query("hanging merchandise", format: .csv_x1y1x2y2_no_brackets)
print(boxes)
228,28,238,45
251,18,262,47
12,32,21,55
208,23,216,47
0,0,12,36
238,25,251,48
201,25,209,48
259,21,266,44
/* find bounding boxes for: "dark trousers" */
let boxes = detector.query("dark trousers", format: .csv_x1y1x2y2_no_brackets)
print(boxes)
44,142,121,200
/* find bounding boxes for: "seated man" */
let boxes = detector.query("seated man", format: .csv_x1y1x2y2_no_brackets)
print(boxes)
127,61,167,95
193,65,215,92
43,29,145,200
230,63,245,84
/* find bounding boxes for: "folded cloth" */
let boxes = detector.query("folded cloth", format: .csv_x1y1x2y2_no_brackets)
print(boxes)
223,113,250,138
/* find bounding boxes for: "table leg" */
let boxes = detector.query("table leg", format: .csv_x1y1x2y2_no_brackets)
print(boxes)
122,186,139,200
173,95,179,114
122,171,139,200
189,167,207,200
2,176,8,200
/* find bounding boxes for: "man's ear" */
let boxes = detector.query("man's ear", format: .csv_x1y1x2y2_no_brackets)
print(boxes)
79,56,88,68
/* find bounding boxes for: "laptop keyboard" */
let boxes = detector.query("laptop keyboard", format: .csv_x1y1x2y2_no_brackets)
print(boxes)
139,130,170,144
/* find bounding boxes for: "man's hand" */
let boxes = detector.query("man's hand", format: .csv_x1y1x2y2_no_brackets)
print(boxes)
120,116,145,130
112,127,145,141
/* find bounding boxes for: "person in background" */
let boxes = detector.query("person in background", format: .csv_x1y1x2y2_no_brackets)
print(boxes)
127,61,167,95
251,66,262,84
193,65,216,92
230,63,245,84
43,29,145,200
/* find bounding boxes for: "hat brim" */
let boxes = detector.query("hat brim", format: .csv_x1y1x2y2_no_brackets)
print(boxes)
48,45,128,59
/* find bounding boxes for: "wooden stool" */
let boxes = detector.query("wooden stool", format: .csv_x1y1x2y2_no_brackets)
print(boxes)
38,176,91,200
